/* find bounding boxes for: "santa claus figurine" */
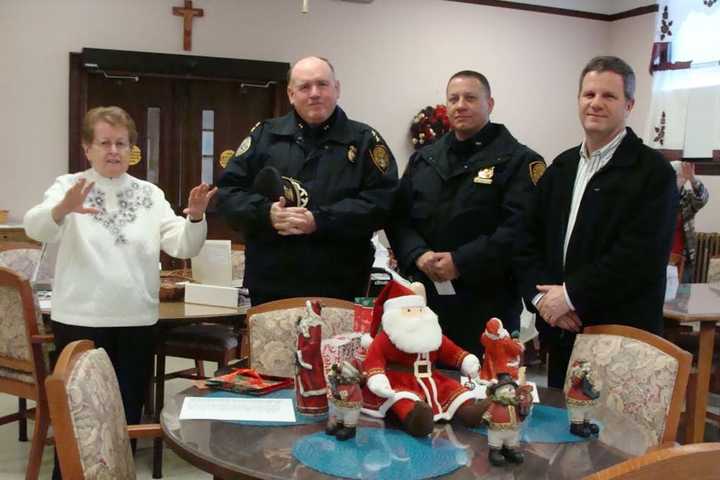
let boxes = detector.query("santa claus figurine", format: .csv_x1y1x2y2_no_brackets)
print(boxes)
566,359,600,437
295,300,328,416
361,280,488,437
483,373,532,466
479,318,524,381
326,360,364,440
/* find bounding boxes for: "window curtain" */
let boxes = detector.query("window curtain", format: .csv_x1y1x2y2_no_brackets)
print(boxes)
644,1,720,161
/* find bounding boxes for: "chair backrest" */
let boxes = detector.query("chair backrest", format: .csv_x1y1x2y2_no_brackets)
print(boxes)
567,325,691,454
46,340,136,480
0,266,51,401
583,442,720,480
707,255,720,284
0,242,41,280
694,232,720,282
247,297,355,377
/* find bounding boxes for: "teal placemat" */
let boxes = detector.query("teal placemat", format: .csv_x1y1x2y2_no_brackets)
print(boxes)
472,404,600,443
293,428,466,479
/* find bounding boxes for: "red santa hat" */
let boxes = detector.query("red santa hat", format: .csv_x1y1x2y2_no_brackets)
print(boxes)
367,280,426,339
483,317,509,340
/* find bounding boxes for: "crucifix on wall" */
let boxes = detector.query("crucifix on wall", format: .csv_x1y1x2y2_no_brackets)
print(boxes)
173,0,204,51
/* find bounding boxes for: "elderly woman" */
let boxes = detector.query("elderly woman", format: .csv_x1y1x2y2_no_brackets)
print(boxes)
24,106,216,433
670,161,709,283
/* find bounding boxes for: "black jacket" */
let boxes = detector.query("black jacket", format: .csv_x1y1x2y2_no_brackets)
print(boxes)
515,128,679,335
217,108,398,301
389,124,543,348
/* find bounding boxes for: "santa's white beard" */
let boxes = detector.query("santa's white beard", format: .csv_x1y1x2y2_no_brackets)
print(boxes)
382,307,443,354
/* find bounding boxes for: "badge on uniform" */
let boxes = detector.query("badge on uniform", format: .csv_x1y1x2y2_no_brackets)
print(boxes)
219,150,235,169
347,145,357,163
370,145,390,173
529,160,547,186
236,136,252,157
474,167,494,184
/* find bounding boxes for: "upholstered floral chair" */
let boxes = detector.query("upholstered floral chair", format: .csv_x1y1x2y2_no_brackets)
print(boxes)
0,266,53,480
46,340,161,480
0,242,41,280
566,325,691,455
248,297,355,378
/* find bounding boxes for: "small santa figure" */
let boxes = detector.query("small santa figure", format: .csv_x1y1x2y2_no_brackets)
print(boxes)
483,373,532,466
479,317,524,381
361,280,488,437
566,359,600,437
326,360,364,440
295,300,328,416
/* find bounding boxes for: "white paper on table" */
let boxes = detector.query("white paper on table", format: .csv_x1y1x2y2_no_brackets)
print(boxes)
191,240,232,287
434,280,456,295
460,377,540,403
179,397,296,422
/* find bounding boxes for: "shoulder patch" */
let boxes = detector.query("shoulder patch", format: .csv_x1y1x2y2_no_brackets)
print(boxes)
236,136,252,157
370,144,390,174
529,160,546,186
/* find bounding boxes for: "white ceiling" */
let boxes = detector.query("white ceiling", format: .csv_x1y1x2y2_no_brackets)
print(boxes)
502,0,655,15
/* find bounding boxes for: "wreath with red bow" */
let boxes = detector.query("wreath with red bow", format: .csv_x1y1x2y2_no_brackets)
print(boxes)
409,105,451,150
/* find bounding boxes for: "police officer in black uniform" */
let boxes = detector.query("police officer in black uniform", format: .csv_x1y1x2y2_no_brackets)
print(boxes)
388,70,544,356
217,56,398,305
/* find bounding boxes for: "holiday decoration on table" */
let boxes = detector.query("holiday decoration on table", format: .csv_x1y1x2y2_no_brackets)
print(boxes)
295,300,329,415
205,368,293,395
566,359,601,437
325,360,364,441
479,317,525,381
409,105,451,149
320,332,362,380
361,280,488,437
482,372,534,466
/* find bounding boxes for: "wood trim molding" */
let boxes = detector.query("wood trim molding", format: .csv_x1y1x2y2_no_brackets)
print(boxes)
659,150,720,175
445,1,658,21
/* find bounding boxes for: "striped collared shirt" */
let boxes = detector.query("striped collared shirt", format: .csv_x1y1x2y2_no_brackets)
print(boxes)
563,128,627,264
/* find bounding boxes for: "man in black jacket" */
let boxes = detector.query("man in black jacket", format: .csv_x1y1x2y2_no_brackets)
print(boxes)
389,70,544,357
515,56,678,387
217,56,398,305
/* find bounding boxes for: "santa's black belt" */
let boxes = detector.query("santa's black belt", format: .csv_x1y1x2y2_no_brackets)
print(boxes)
386,361,433,378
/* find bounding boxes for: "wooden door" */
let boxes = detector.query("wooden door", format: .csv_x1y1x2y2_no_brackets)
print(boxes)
69,50,290,242
182,79,282,239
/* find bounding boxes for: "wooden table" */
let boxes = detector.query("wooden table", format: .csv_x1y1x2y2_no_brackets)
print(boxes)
663,283,720,443
161,387,633,480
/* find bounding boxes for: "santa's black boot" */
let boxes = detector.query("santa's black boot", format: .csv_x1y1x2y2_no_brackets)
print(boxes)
585,421,599,435
326,420,341,436
488,448,506,466
570,422,590,437
402,401,434,437
502,446,524,464
455,398,491,428
336,426,357,441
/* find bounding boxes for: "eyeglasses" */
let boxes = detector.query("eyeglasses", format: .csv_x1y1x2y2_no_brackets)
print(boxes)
93,140,131,152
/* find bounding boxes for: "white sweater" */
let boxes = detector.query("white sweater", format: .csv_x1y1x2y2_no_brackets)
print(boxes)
24,169,207,327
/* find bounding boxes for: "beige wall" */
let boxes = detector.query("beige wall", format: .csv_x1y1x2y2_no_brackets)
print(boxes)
6,0,710,231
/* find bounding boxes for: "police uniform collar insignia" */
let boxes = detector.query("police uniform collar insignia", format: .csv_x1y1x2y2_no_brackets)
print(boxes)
474,167,494,184
348,145,357,163
529,161,546,186
236,136,252,156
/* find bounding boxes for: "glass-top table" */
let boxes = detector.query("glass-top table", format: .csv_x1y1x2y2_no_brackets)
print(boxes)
664,282,720,443
161,386,634,479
